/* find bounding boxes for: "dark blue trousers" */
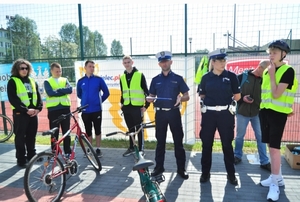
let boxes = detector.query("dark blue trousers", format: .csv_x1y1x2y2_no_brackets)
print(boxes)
155,108,186,170
200,110,235,176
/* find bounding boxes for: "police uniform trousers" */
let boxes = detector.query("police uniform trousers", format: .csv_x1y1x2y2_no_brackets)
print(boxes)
200,110,235,176
122,106,144,151
155,108,186,170
48,108,71,154
13,111,38,164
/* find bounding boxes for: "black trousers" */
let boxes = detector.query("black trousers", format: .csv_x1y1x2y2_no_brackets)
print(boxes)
122,106,144,151
200,110,235,176
48,108,71,154
155,108,186,170
13,111,38,164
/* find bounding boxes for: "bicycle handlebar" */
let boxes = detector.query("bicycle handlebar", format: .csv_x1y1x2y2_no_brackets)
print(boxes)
106,121,155,137
53,105,89,124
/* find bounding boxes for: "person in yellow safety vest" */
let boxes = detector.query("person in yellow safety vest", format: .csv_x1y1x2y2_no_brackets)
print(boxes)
44,62,72,158
259,40,298,202
120,55,150,157
195,55,209,85
7,59,43,168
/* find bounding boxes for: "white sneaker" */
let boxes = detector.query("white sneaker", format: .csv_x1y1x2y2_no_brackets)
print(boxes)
260,175,285,187
267,183,280,201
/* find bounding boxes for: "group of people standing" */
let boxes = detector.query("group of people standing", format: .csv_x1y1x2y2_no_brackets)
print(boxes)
6,39,297,202
198,40,297,202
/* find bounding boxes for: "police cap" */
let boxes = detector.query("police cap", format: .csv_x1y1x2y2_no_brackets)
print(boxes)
208,48,227,60
156,51,172,62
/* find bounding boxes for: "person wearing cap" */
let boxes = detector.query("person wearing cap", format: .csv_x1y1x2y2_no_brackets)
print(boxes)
146,51,190,179
120,55,150,157
198,48,241,185
234,60,271,171
259,40,298,201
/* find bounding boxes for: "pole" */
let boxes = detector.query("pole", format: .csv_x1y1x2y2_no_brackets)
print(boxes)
130,37,132,56
258,30,260,51
184,4,187,57
233,4,236,48
170,35,172,52
213,33,215,50
227,30,230,49
78,4,84,61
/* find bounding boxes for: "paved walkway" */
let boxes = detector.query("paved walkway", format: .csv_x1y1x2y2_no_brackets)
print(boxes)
0,143,299,202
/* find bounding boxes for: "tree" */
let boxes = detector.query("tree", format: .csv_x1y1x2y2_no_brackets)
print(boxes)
93,31,107,57
7,14,40,60
195,49,209,54
59,23,79,43
110,39,123,56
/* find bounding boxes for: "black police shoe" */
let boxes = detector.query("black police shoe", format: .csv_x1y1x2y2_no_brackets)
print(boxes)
260,162,271,172
177,169,189,179
227,175,238,185
151,167,165,177
200,173,210,183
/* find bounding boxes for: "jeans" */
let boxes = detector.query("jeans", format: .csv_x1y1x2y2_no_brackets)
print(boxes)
234,113,269,165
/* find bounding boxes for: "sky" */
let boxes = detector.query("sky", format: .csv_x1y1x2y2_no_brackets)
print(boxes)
0,3,300,55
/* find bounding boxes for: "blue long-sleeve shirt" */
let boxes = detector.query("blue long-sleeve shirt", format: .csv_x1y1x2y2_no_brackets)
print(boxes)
44,77,73,111
76,74,110,113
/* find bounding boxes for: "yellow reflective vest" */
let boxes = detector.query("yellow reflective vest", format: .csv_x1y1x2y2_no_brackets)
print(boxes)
260,64,298,114
11,77,37,109
46,77,71,108
194,55,209,84
120,71,145,106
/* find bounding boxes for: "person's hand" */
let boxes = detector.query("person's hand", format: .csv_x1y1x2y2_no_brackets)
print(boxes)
27,108,35,116
146,96,155,103
243,95,254,104
174,94,181,106
288,112,294,117
30,109,40,117
268,61,276,76
141,107,146,113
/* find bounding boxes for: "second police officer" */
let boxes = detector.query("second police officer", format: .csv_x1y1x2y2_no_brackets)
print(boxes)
198,49,241,185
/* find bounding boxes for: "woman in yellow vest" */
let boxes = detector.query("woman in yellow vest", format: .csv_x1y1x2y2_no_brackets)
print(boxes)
259,40,298,201
7,59,43,168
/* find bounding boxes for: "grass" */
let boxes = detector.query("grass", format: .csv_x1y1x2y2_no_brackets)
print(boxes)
1,133,287,154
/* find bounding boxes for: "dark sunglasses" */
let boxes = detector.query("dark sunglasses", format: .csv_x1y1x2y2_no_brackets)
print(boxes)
20,67,29,70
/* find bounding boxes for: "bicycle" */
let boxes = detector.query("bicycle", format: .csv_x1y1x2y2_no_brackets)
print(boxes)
0,114,14,143
106,121,167,202
24,104,102,202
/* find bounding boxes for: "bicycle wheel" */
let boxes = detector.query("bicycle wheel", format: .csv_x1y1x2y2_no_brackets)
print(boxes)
80,134,102,171
24,152,66,202
0,114,14,143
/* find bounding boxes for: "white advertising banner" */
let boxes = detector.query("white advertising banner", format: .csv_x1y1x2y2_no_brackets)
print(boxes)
74,58,195,143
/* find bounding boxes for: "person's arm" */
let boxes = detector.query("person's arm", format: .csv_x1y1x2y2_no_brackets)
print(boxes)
44,80,65,97
57,79,73,94
269,65,294,99
141,73,150,109
7,79,28,113
231,73,241,101
146,79,156,103
120,79,124,105
100,78,110,102
33,82,43,114
76,80,82,99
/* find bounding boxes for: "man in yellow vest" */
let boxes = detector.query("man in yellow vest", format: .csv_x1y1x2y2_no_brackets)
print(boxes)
7,59,43,168
120,55,149,157
259,40,298,201
44,62,72,157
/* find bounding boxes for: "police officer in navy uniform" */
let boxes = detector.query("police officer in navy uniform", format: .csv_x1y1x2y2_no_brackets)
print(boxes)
147,51,189,179
198,49,241,185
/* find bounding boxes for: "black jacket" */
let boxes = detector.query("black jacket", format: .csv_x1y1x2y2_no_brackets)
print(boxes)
7,75,43,113
237,70,262,117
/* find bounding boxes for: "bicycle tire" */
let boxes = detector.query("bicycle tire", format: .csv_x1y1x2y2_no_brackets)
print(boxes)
80,134,102,171
0,114,14,143
147,182,167,202
24,152,66,202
